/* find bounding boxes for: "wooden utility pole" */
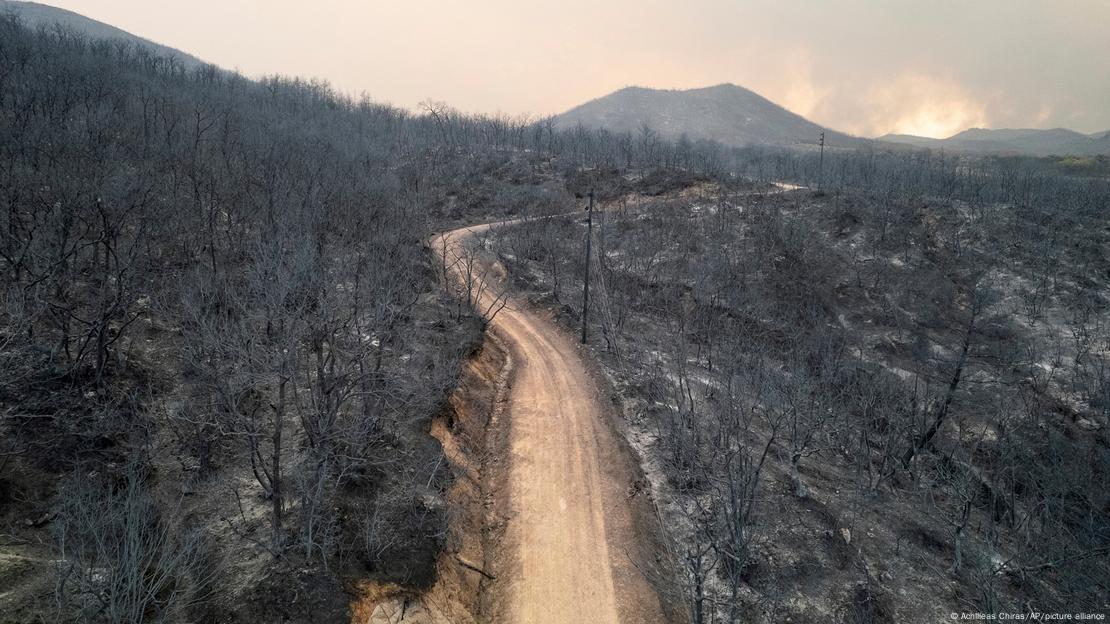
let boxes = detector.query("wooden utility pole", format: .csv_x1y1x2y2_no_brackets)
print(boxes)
817,131,825,193
581,189,594,344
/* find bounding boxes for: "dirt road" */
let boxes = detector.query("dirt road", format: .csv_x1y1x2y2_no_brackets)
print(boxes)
432,221,667,624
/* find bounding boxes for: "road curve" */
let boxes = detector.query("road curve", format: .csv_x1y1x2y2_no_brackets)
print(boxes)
432,220,666,624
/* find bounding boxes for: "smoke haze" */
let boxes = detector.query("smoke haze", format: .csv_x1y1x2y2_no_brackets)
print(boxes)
30,0,1110,137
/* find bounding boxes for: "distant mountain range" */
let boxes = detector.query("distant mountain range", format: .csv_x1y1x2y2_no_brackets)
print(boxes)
554,84,866,149
0,1,206,68
881,127,1110,157
557,84,1110,157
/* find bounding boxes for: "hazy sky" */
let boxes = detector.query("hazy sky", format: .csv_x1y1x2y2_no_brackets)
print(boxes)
33,0,1110,138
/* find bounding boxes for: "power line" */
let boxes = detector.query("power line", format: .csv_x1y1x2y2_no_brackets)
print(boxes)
581,189,594,344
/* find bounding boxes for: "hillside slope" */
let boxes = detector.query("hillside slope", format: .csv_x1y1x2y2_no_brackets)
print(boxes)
554,83,865,148
0,15,544,623
0,0,206,67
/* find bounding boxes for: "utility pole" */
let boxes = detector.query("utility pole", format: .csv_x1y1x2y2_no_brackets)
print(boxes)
581,189,594,344
817,131,825,193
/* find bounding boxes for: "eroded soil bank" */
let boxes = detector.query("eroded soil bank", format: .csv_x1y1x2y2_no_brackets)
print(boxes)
351,331,512,623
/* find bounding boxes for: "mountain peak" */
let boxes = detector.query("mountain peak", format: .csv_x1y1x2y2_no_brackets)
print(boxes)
555,83,859,148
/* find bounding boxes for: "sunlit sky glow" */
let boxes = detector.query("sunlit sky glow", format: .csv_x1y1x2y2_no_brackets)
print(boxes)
24,0,1110,138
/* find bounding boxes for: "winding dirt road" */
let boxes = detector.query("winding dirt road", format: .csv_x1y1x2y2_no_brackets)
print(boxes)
432,221,667,624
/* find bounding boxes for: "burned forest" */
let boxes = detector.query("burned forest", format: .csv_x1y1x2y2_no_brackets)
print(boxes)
1,7,1109,624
